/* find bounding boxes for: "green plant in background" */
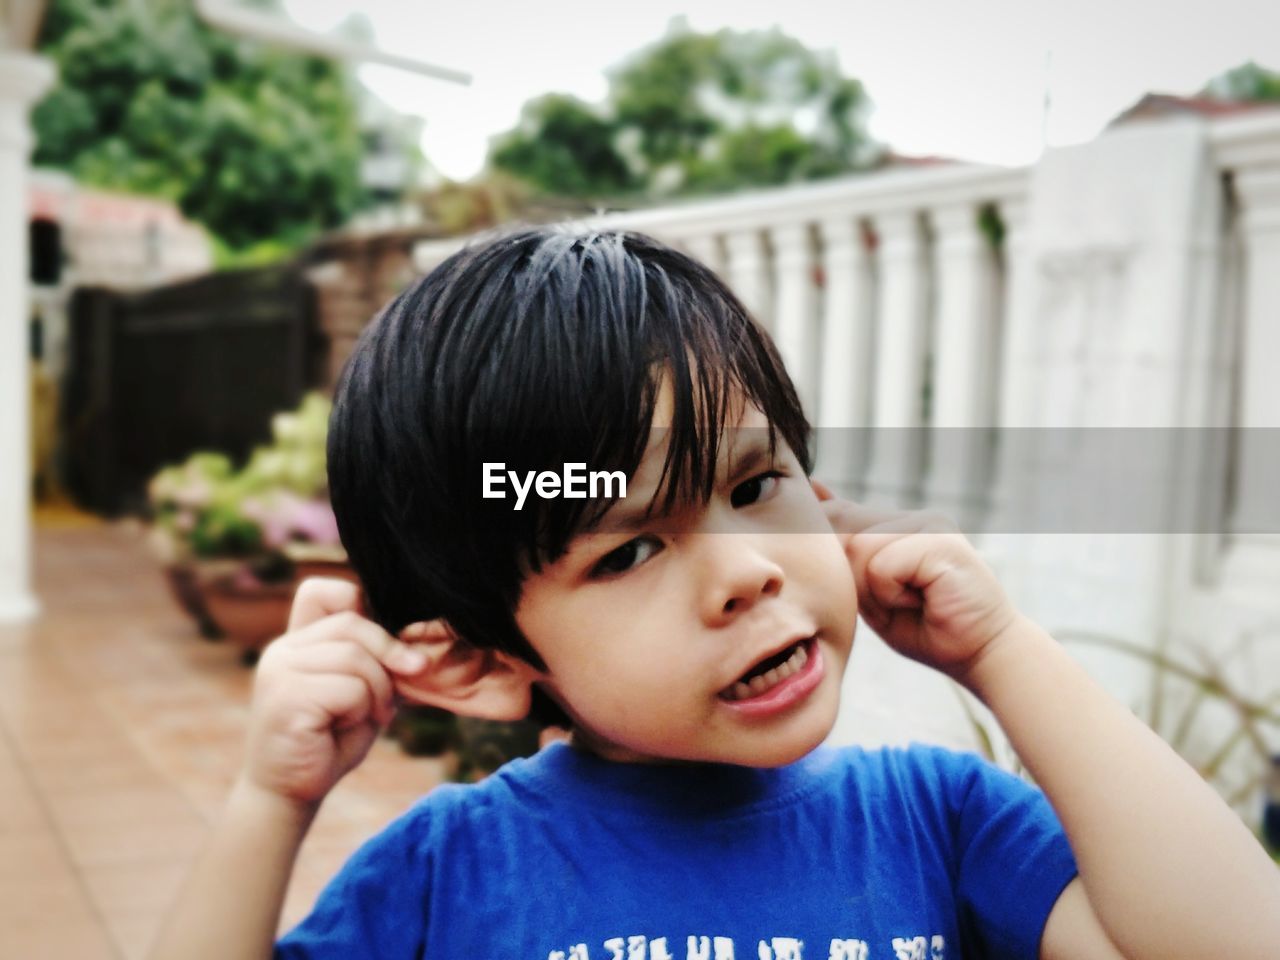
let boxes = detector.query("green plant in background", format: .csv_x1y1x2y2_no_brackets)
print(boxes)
33,0,366,255
489,19,878,204
148,393,339,570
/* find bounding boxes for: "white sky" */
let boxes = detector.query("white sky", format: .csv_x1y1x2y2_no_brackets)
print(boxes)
281,0,1280,182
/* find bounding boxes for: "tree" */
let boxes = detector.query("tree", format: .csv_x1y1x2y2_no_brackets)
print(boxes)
488,20,876,203
32,0,366,251
489,94,637,199
1203,61,1280,102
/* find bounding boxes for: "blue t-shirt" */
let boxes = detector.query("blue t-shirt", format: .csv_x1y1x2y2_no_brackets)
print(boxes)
276,743,1077,960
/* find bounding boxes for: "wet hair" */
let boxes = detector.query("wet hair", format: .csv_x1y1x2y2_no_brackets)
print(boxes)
328,228,810,703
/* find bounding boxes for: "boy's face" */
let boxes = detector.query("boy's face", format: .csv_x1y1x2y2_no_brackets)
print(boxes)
516,393,858,767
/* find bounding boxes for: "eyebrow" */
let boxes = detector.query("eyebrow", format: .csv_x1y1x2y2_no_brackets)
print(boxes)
582,438,776,535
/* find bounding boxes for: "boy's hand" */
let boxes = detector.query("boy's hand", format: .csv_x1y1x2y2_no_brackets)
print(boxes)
240,578,428,809
819,491,1019,686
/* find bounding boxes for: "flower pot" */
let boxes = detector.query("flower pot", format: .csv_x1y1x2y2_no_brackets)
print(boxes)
203,571,297,664
163,564,223,640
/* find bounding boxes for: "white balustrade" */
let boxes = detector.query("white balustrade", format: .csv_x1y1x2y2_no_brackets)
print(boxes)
814,216,874,496
681,234,725,279
769,222,818,416
723,229,772,328
924,202,999,525
861,209,929,507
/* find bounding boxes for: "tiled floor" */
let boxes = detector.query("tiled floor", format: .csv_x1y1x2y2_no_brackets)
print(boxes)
0,517,452,959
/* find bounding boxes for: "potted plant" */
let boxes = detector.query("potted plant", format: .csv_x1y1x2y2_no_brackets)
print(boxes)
148,394,354,660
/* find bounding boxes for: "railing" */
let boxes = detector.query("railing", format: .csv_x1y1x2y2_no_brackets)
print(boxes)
416,163,1029,527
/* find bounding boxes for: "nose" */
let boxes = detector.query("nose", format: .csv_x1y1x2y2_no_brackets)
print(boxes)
697,536,785,626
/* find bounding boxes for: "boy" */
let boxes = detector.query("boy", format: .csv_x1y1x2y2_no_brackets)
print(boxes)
152,230,1280,960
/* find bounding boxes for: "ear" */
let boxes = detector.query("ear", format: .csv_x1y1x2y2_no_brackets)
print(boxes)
394,619,543,722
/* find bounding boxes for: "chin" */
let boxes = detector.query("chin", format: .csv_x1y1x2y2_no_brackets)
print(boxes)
739,709,837,768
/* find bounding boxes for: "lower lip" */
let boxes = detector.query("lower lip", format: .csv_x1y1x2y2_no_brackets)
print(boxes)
719,638,825,719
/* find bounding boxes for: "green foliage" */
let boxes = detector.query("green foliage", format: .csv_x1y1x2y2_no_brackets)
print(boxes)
33,0,365,251
488,20,875,202
1203,61,1280,102
490,94,637,199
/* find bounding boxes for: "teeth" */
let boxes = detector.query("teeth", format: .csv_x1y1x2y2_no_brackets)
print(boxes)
721,640,812,701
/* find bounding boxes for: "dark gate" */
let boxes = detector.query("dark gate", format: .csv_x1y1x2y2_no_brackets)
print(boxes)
62,264,323,516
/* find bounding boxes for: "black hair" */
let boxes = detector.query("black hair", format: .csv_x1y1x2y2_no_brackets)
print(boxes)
328,228,810,715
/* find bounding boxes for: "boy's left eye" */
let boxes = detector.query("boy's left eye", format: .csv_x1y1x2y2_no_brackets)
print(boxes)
730,471,784,508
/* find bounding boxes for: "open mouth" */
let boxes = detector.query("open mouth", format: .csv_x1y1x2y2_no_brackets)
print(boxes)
719,637,815,702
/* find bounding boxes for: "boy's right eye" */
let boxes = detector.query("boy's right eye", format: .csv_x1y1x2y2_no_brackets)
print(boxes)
589,536,663,579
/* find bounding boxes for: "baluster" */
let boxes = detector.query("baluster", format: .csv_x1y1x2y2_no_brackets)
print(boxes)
815,216,874,496
988,199,1032,534
770,222,818,415
863,210,929,507
924,202,999,528
724,230,772,329
682,234,725,278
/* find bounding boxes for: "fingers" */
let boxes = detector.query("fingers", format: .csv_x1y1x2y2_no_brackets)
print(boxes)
290,641,398,728
288,577,364,633
810,478,835,501
260,606,433,734
279,608,427,677
300,673,381,732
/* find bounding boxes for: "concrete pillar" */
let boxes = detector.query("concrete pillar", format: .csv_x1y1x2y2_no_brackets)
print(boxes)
0,51,56,623
1222,165,1280,587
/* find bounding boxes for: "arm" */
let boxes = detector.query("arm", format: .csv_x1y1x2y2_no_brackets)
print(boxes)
963,614,1280,960
147,579,427,960
147,780,317,960
822,498,1280,960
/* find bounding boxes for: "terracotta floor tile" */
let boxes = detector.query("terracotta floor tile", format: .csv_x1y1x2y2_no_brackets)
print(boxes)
27,751,164,796
79,856,191,918
0,832,119,959
0,767,48,834
0,918,120,960
60,814,208,868
4,521,451,955
46,784,198,829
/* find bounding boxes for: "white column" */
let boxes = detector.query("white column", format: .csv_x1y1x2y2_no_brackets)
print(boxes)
1223,165,1280,587
681,233,725,278
986,199,1034,536
769,222,817,415
0,51,55,624
815,215,873,496
863,210,929,506
924,202,998,526
723,229,771,329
